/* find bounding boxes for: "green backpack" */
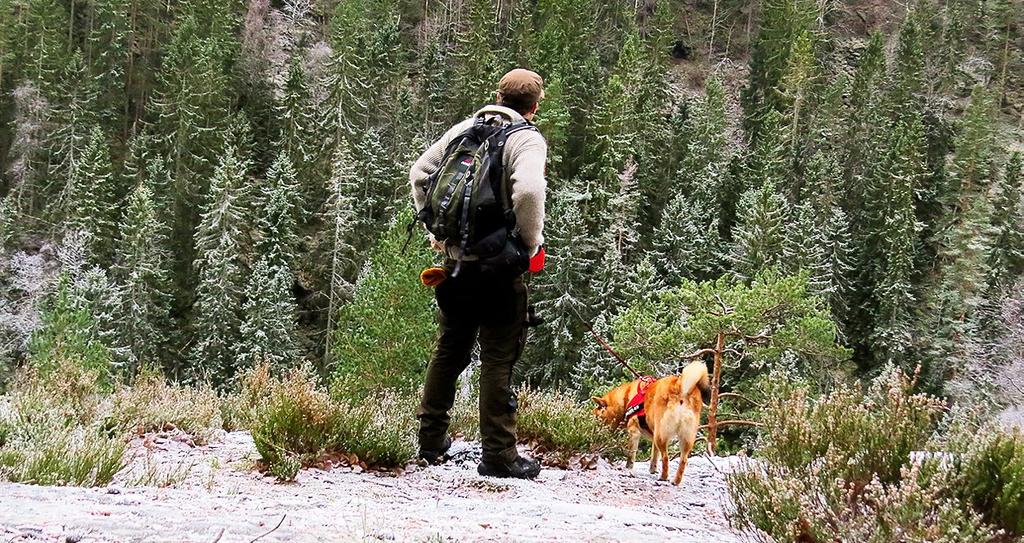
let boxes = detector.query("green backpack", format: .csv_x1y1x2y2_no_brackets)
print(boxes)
412,117,538,275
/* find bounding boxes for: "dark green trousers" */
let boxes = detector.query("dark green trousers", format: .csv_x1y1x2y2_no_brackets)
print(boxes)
417,265,528,464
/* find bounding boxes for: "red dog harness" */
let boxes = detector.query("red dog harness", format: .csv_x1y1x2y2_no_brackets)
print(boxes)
624,376,656,432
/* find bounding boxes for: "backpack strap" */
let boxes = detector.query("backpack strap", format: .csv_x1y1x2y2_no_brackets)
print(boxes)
487,121,539,227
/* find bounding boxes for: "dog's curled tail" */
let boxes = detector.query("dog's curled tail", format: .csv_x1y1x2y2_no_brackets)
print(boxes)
672,361,711,406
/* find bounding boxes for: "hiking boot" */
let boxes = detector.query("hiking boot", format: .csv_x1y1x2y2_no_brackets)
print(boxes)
477,456,541,479
418,435,452,465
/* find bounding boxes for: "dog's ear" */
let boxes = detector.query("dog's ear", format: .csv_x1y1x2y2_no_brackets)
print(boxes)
591,396,607,408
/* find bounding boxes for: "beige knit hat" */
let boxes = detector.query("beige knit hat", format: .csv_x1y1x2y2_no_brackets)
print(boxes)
497,69,545,108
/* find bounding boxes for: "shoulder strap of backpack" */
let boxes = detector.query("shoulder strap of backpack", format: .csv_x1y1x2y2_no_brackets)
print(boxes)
487,121,539,226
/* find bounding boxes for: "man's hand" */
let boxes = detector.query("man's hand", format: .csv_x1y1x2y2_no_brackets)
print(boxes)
431,238,444,253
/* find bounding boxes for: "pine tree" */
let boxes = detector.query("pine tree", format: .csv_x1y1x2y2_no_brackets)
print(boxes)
729,180,789,283
237,256,298,371
115,183,174,374
66,126,117,262
190,145,250,382
988,153,1024,288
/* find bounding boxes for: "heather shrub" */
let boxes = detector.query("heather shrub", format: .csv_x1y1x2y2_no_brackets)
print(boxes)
516,386,625,464
250,368,343,479
220,363,274,431
755,366,944,485
728,369,1003,542
250,367,416,480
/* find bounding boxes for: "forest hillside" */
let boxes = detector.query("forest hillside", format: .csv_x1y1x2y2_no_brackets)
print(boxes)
1,0,1024,541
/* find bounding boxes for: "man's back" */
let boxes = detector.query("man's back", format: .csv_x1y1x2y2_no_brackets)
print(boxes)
410,104,548,259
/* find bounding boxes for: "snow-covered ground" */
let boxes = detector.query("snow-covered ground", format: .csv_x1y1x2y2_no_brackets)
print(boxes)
0,431,749,542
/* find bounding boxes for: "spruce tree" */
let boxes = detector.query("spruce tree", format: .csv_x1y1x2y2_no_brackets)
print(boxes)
870,120,922,369
988,153,1024,288
822,206,855,330
277,57,328,217
652,192,721,284
322,141,360,362
741,0,819,142
115,183,174,374
526,183,598,388
46,52,101,213
729,180,789,283
256,153,300,274
0,197,13,248
190,145,250,382
66,126,117,262
86,0,130,128
784,201,830,295
237,256,298,371
7,82,51,214
920,89,999,387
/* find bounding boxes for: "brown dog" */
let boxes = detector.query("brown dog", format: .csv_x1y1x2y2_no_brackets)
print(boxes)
591,361,710,485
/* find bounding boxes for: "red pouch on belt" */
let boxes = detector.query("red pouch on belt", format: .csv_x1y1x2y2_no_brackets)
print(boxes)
529,246,546,273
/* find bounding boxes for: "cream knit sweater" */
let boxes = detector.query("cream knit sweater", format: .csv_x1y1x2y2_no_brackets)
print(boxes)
409,105,548,257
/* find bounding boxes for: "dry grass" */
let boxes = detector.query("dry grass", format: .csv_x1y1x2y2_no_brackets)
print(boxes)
109,367,223,444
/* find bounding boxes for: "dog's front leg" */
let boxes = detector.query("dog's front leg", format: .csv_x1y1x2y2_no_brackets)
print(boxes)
626,427,640,470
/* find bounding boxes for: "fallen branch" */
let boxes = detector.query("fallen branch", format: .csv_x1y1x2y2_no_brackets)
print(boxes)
250,515,286,543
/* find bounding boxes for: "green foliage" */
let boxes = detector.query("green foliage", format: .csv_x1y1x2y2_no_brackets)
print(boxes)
28,275,113,388
958,429,1024,536
612,272,849,380
515,386,625,464
330,211,435,395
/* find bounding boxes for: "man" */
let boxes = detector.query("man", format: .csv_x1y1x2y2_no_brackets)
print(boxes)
409,68,548,479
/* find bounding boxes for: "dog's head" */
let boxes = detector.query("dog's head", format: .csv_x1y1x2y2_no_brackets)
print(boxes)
591,391,622,427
